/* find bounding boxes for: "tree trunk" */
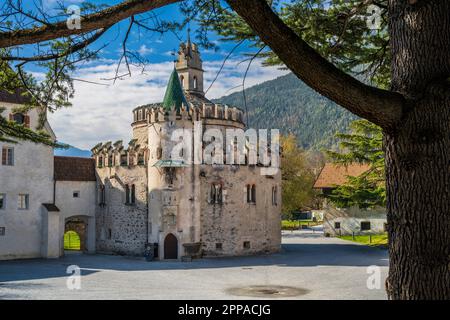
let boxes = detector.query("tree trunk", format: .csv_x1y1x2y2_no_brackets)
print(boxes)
385,0,450,299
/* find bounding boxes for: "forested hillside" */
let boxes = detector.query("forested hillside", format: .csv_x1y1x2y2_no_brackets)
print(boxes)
215,73,358,150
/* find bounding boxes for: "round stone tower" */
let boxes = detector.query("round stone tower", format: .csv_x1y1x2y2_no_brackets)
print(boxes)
109,38,281,259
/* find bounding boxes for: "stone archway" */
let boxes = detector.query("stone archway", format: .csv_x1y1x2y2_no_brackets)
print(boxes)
65,217,87,252
164,233,178,259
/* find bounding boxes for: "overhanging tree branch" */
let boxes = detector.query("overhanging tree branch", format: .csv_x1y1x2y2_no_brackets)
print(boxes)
1,27,110,62
0,0,182,49
226,0,405,130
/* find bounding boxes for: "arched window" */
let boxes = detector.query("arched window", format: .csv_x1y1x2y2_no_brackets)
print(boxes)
210,184,216,204
131,184,136,204
108,154,114,167
210,183,222,204
193,76,198,89
156,146,162,159
251,184,256,203
125,185,130,204
180,75,184,88
99,184,106,205
137,152,145,165
272,186,278,206
120,153,128,166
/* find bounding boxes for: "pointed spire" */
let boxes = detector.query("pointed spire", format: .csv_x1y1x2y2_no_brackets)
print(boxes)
186,26,193,58
187,26,191,46
162,68,188,112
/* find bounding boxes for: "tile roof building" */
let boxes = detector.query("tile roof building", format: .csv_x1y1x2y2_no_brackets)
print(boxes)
314,163,370,189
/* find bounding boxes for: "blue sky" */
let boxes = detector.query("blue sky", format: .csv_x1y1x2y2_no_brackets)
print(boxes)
22,1,289,149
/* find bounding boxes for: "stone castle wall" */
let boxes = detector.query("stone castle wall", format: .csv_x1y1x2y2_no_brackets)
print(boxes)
95,165,148,256
199,165,281,256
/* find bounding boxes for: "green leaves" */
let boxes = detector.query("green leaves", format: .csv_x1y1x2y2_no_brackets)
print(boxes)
281,134,318,214
325,119,385,209
197,0,390,88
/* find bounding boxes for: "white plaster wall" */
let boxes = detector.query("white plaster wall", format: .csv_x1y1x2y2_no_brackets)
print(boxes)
55,180,97,254
55,181,96,219
323,206,387,236
0,103,54,260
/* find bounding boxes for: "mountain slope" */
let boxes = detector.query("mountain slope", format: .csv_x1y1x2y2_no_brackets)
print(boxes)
215,73,358,150
54,144,92,158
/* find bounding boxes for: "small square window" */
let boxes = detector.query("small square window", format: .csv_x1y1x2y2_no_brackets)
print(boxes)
361,221,371,231
243,241,251,249
73,191,80,198
334,222,341,229
216,243,222,250
18,194,29,210
0,227,5,236
0,194,5,209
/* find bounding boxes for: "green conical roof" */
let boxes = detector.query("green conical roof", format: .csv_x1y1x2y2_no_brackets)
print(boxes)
162,68,188,112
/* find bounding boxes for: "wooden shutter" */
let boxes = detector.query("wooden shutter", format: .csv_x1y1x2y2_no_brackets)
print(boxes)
24,115,30,128
1,148,6,165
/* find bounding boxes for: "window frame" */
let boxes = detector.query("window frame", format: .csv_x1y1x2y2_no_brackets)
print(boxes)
120,153,128,166
360,221,371,231
2,147,14,166
17,194,29,210
0,193,5,210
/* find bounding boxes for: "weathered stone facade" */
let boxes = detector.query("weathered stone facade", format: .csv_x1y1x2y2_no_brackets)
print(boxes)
92,40,282,259
95,165,148,255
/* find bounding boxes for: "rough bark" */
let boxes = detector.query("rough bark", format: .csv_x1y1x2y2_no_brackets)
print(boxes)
228,0,450,299
0,0,182,49
385,0,450,299
226,0,405,130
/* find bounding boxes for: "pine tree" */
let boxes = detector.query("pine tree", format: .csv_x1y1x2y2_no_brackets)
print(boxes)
325,120,384,208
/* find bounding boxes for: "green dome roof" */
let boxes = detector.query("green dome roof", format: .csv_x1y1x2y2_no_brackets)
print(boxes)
162,68,188,112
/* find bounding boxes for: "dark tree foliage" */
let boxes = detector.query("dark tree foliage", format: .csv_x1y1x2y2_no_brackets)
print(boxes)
325,119,385,209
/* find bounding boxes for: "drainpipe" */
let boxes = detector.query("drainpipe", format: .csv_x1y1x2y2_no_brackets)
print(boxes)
53,178,56,204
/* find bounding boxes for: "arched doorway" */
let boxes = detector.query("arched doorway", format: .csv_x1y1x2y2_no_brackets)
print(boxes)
64,231,81,250
164,233,178,259
65,217,87,252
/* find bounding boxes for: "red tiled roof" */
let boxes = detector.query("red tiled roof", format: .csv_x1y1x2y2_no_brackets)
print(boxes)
313,163,370,189
54,156,96,182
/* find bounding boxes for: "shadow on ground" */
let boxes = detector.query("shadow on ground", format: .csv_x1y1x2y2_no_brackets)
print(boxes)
0,232,388,284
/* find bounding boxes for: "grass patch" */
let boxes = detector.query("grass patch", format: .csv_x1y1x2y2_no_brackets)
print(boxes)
339,233,388,247
64,231,81,250
282,220,322,230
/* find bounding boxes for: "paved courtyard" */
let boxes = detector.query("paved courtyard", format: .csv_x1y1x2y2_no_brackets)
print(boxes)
0,230,388,300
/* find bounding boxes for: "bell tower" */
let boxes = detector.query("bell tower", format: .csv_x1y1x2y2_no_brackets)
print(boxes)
175,30,204,96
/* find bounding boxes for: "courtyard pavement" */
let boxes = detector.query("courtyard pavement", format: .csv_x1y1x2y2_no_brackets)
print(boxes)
0,230,388,300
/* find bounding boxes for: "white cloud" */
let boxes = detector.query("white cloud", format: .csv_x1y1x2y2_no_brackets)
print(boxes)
48,58,288,150
137,44,154,56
